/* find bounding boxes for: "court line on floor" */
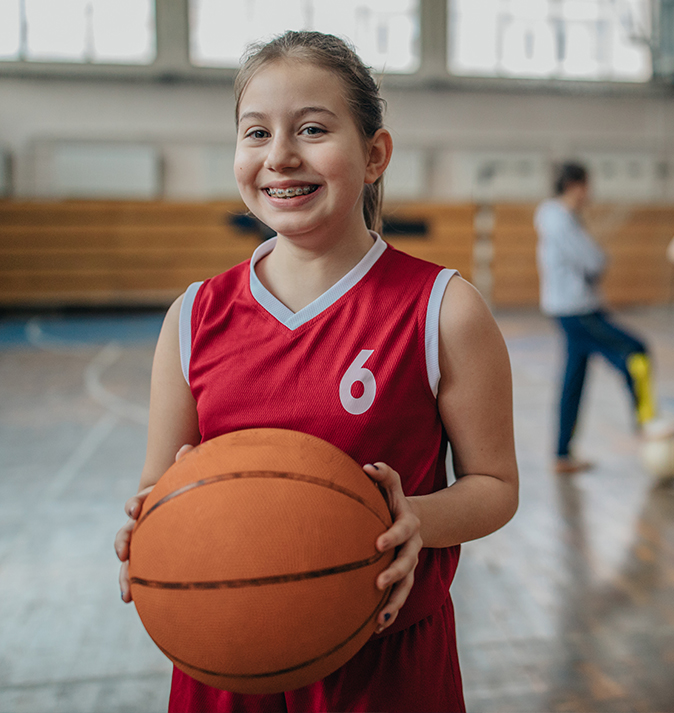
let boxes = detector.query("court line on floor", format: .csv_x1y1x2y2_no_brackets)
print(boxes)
84,342,150,426
25,319,150,498
42,412,120,500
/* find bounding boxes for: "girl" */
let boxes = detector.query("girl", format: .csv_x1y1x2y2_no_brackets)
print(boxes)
115,30,518,713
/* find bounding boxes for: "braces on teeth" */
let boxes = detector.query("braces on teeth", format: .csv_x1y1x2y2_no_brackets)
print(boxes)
267,186,316,198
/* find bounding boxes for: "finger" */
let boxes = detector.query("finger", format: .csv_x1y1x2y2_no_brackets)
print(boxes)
363,462,397,488
376,573,415,632
119,560,133,603
114,518,136,562
124,485,154,519
376,536,420,590
375,609,398,634
175,444,195,462
376,510,420,553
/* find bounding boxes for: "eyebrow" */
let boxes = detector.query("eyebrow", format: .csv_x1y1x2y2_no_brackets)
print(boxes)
238,106,338,124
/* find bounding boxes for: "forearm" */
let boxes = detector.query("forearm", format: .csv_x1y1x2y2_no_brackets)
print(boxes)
408,473,518,549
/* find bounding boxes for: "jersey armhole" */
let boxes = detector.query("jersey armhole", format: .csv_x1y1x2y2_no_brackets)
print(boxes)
179,281,203,385
425,269,458,398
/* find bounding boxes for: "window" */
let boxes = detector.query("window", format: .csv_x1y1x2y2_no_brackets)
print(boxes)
448,0,652,82
190,0,419,73
0,0,155,64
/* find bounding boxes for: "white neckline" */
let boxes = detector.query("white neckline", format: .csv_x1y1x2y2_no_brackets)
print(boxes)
249,232,387,330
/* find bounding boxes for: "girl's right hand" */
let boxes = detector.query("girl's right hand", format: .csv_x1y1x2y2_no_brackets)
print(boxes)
115,444,195,603
115,485,154,603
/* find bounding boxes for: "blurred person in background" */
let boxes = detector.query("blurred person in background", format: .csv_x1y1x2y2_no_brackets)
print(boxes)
535,162,656,474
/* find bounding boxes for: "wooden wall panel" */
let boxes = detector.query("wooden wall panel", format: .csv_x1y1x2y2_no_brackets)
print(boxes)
0,200,259,307
1,199,672,309
491,203,674,308
491,204,539,307
586,206,674,306
0,199,476,307
382,202,475,280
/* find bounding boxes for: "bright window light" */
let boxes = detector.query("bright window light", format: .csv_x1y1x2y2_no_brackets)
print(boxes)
449,0,652,82
190,0,419,73
0,0,155,64
0,1,21,59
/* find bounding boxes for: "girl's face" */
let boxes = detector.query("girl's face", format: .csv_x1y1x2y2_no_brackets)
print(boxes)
234,60,382,246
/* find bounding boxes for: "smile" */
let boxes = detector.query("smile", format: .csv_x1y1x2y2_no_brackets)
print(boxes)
265,185,319,198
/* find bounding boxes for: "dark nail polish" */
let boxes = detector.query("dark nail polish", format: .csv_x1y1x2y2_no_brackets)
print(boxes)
121,592,125,601
372,464,379,471
384,612,391,622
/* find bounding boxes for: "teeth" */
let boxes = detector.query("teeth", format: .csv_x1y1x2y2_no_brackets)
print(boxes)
266,186,316,198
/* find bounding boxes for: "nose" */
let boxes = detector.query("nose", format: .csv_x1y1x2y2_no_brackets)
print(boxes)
264,134,301,172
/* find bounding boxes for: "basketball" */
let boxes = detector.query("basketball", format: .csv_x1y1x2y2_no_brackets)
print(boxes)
128,428,394,694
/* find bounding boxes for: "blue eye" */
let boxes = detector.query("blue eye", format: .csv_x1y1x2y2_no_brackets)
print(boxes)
246,129,269,140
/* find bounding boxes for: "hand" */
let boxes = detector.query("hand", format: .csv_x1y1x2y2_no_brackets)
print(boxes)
363,462,422,634
115,444,195,603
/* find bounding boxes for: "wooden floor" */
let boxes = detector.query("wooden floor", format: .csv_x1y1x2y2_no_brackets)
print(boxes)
0,307,673,713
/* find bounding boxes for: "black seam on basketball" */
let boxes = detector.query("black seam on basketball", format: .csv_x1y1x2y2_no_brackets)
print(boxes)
153,587,389,681
136,471,389,528
130,550,387,589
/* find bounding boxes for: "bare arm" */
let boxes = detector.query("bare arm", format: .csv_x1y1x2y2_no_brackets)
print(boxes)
115,294,201,600
139,294,201,491
408,276,519,547
365,276,518,632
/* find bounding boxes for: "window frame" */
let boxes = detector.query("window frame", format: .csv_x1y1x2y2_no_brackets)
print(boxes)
0,0,666,98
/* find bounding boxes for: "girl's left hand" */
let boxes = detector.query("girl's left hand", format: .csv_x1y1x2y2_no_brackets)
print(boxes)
363,462,422,634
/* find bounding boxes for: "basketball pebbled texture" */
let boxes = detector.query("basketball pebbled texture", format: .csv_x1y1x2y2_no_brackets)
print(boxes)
128,428,394,693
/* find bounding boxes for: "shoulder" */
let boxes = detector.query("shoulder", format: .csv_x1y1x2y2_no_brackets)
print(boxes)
440,276,493,336
535,199,571,229
202,261,250,292
381,243,450,284
438,277,508,373
190,261,251,313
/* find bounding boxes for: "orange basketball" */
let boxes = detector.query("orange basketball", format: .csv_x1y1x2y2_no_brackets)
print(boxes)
128,428,394,694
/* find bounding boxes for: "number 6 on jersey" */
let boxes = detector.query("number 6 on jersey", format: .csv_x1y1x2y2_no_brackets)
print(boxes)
339,350,377,415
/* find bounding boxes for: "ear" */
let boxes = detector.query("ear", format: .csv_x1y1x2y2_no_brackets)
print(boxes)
364,128,393,185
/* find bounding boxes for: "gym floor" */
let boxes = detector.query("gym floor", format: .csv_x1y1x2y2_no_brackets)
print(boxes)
0,306,673,713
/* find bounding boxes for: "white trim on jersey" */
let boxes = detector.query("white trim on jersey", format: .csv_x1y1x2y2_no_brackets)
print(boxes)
425,269,458,398
179,281,203,385
249,232,388,331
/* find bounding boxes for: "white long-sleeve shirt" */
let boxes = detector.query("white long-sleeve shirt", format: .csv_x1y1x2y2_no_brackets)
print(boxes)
534,199,607,317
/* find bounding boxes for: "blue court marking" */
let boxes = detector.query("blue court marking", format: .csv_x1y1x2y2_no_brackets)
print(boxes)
0,312,165,349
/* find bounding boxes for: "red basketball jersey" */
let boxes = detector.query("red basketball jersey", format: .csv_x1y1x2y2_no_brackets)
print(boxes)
179,233,460,637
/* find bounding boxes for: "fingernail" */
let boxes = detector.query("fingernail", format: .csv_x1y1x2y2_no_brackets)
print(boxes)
121,591,125,601
384,612,391,622
372,464,379,470
127,506,135,518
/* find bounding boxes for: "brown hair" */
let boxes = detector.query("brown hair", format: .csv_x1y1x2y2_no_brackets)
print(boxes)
234,31,387,234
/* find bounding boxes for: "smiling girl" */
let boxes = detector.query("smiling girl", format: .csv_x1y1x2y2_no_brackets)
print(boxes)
115,31,518,713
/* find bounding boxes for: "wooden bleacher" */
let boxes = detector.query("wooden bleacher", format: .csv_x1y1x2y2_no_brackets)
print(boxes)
586,205,674,306
0,200,475,308
1,199,672,309
490,204,539,307
382,201,475,280
490,203,674,308
0,200,258,307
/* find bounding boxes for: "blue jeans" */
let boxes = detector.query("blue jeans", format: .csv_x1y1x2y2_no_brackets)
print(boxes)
555,311,647,457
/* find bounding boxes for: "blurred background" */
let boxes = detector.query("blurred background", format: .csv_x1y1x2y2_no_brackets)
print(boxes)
1,1,674,711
